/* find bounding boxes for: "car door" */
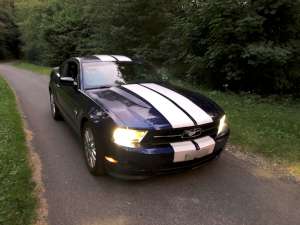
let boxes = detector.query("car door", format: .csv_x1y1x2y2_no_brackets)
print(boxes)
54,61,68,115
57,60,81,128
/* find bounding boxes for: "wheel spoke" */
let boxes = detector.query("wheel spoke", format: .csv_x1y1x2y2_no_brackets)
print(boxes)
84,128,97,169
50,94,56,115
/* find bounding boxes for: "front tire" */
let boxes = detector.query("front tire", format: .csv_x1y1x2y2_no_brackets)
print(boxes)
50,92,62,120
82,122,106,176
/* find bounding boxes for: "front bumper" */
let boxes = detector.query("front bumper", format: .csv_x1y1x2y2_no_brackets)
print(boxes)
105,132,229,179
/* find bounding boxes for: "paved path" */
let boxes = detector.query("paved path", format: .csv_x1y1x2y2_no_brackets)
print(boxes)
1,63,300,225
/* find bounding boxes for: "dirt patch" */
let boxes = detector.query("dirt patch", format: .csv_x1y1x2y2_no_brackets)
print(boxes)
25,129,48,225
226,144,300,184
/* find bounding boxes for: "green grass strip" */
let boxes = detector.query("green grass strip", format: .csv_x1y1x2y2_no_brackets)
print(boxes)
13,61,51,75
0,76,36,225
172,79,300,166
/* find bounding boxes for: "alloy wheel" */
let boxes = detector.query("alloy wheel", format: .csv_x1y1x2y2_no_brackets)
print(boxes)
84,128,97,169
50,93,56,116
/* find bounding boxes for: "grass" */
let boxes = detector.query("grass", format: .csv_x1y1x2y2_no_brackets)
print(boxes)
172,79,300,173
11,62,300,174
13,61,51,75
0,76,36,225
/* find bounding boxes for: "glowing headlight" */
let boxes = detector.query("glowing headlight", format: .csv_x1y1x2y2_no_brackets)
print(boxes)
217,115,228,136
113,128,147,148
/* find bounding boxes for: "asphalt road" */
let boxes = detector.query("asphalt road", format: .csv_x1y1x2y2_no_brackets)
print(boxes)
1,63,300,225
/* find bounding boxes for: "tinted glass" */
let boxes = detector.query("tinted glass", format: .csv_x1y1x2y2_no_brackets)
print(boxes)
82,62,162,90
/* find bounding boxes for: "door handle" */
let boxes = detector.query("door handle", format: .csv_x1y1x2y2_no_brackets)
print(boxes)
56,83,61,88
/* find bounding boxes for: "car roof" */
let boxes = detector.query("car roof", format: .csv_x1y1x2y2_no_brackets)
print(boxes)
77,55,133,63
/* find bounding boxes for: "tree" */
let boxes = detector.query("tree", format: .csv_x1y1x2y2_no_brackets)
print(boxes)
15,0,300,95
105,0,174,63
167,0,300,94
0,0,21,59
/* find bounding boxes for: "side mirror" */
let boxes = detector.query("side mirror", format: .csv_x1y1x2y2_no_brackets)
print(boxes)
52,67,61,79
60,77,77,87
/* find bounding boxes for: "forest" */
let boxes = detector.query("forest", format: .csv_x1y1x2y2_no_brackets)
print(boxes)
1,0,300,95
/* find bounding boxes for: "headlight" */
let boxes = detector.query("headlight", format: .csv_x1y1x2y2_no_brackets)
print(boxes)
113,128,147,148
217,115,228,136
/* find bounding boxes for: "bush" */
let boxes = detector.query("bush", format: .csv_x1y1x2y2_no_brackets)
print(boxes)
15,0,300,95
178,0,300,95
0,3,21,59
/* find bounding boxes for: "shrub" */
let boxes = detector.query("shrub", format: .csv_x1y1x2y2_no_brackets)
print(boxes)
167,0,300,95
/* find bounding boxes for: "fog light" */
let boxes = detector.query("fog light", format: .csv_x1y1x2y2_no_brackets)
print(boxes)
105,156,118,164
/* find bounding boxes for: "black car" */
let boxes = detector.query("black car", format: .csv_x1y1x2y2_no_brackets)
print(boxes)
49,55,229,179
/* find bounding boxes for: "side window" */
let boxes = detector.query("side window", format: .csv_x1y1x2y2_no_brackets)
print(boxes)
59,62,67,77
62,61,79,80
67,61,79,80
60,62,68,77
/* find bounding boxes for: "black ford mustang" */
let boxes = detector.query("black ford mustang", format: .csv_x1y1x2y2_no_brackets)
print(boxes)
49,55,229,178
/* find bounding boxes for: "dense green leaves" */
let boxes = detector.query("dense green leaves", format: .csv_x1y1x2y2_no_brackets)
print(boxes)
10,0,300,95
0,0,21,59
15,0,175,65
170,0,300,94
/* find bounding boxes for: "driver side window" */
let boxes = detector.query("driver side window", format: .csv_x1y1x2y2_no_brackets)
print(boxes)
62,61,79,81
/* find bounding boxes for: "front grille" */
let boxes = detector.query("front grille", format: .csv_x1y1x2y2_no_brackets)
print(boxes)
142,122,218,146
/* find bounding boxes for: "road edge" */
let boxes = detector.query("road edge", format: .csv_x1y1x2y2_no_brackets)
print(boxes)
226,145,300,184
3,76,49,225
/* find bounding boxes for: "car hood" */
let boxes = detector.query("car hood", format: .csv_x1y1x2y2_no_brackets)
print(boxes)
85,83,224,130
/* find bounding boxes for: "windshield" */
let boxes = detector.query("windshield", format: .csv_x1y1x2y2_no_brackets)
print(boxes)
82,61,163,90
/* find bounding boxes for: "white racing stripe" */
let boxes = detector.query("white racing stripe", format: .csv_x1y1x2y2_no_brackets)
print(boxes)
111,55,132,62
94,55,117,61
171,136,215,163
142,83,213,125
123,84,194,128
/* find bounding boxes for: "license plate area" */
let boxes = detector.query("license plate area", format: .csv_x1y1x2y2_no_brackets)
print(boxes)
171,136,215,163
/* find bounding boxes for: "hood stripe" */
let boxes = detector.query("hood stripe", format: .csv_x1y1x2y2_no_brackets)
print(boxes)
142,83,213,125
122,84,195,128
140,84,197,126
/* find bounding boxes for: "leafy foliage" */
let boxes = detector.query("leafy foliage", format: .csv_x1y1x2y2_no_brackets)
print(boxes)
0,0,21,59
167,0,300,94
12,0,300,95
